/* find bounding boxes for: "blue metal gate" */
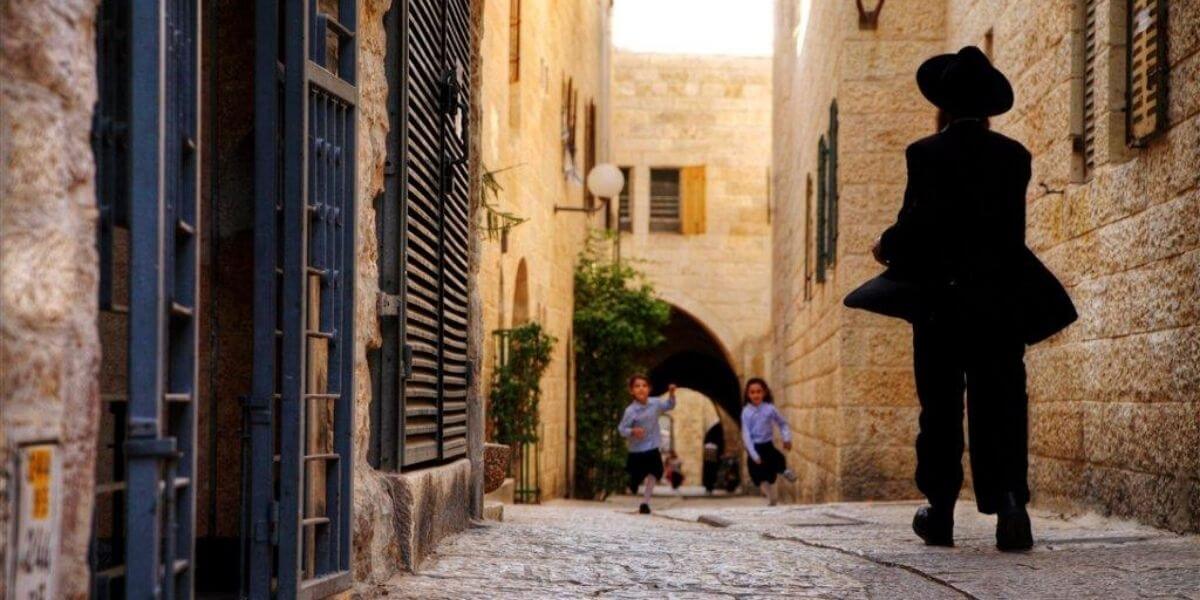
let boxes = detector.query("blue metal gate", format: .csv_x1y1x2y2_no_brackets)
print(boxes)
248,1,357,597
91,0,201,598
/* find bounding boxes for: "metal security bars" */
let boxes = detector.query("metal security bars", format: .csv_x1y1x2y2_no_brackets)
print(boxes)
249,0,356,597
91,1,201,598
649,168,682,232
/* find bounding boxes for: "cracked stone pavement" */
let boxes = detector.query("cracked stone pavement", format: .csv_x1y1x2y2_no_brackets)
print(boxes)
376,496,1200,599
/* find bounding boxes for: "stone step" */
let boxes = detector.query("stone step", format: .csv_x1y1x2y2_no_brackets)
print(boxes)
485,477,515,505
483,501,504,522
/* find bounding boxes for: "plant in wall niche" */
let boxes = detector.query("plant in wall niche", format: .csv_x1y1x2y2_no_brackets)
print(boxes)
572,232,670,500
479,163,527,241
489,322,556,450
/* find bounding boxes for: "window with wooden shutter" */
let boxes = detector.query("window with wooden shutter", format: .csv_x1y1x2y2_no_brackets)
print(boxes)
680,165,707,235
1071,0,1100,178
804,174,814,300
816,136,828,283
509,0,521,83
1127,0,1168,146
376,0,473,470
649,168,682,232
826,101,839,266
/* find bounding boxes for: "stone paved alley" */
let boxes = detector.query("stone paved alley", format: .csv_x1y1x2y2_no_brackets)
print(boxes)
380,497,1200,599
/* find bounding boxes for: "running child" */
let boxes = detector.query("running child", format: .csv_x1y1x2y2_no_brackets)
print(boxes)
618,375,677,514
741,378,797,506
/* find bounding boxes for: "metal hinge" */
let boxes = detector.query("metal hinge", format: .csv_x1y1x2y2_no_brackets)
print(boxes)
378,292,402,316
402,344,414,379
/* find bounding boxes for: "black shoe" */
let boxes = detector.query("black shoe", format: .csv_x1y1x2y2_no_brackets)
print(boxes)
996,493,1033,552
912,505,954,547
638,503,651,515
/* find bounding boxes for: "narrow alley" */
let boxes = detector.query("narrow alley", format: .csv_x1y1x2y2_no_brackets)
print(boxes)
382,498,1200,599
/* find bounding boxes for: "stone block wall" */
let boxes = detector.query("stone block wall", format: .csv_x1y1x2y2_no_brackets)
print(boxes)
611,52,773,379
774,0,1200,531
946,0,1200,532
0,3,102,598
771,0,945,505
476,0,609,500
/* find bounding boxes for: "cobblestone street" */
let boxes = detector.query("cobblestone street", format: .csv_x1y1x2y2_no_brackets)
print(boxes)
379,497,1200,599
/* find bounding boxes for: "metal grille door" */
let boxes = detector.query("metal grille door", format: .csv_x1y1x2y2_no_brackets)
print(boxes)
249,1,357,597
91,1,201,598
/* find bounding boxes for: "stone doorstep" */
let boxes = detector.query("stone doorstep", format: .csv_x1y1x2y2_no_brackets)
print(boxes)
484,477,515,505
483,501,504,522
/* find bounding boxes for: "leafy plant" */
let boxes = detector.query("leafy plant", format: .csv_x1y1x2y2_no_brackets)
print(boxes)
572,232,670,499
478,164,527,241
489,322,556,450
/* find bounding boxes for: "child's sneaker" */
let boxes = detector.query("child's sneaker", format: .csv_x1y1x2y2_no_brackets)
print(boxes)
638,503,651,514
782,469,798,482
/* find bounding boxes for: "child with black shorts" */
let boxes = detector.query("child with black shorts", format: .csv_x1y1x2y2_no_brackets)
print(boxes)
618,375,677,514
740,378,797,506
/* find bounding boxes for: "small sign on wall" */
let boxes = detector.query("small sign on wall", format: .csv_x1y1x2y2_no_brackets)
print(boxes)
8,443,61,600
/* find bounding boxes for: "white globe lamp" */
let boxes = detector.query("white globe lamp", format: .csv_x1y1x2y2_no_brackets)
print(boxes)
586,163,625,199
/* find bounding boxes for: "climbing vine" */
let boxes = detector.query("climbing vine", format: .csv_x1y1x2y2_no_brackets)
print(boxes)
489,322,556,449
572,233,670,499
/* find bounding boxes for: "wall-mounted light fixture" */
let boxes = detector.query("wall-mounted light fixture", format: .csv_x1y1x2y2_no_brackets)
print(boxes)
554,164,624,221
856,0,885,30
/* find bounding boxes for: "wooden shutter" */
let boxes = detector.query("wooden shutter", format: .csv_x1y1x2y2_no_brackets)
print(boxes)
1127,0,1168,146
402,0,472,467
827,101,839,265
680,166,707,235
1082,0,1099,174
816,136,828,283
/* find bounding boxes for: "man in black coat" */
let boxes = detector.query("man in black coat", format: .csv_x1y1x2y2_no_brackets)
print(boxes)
872,46,1041,551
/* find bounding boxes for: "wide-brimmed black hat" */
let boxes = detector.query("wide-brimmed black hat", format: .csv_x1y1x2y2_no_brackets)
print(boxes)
917,46,1013,117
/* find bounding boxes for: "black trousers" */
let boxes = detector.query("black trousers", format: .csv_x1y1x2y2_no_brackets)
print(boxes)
913,314,1029,514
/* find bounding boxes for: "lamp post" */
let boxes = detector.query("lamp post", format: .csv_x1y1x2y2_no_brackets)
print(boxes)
586,164,625,260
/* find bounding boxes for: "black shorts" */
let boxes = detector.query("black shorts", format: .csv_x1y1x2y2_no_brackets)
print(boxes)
626,449,664,492
748,442,786,485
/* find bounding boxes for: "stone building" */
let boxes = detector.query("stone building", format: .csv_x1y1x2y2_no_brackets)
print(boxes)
772,0,1200,531
611,51,773,460
476,0,612,502
0,0,564,596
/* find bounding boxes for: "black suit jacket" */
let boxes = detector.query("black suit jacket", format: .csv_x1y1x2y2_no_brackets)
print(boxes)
875,120,1075,341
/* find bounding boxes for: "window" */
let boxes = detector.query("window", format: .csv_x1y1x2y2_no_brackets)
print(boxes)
804,174,814,300
1071,0,1100,179
816,136,828,282
649,168,682,232
826,101,839,266
618,166,632,232
1127,0,1168,146
509,0,521,82
372,0,473,473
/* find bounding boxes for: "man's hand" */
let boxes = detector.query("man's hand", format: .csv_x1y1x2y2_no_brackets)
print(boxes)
667,384,677,395
871,236,887,266
632,426,645,439
783,441,793,451
752,456,762,465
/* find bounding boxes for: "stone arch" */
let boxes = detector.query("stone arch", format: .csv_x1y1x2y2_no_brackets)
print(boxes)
512,258,530,326
649,290,740,373
641,301,743,425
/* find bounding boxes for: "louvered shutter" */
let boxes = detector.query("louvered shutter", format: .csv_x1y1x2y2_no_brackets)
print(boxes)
1082,0,1099,174
403,0,472,467
1127,0,1168,146
816,136,828,283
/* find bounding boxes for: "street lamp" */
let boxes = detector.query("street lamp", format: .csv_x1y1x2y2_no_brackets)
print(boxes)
554,163,624,218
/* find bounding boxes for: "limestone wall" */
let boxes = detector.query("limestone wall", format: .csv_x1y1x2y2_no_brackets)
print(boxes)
476,0,609,500
772,0,945,505
0,2,101,598
773,0,1200,531
611,51,773,378
944,0,1200,532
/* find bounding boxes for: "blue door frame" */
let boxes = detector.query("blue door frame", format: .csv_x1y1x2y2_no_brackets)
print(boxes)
248,1,357,597
91,1,201,598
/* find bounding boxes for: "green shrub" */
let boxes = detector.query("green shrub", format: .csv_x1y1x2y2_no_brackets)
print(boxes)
489,322,555,449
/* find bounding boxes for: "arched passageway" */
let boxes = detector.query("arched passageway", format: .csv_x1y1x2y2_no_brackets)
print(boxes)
641,305,742,423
